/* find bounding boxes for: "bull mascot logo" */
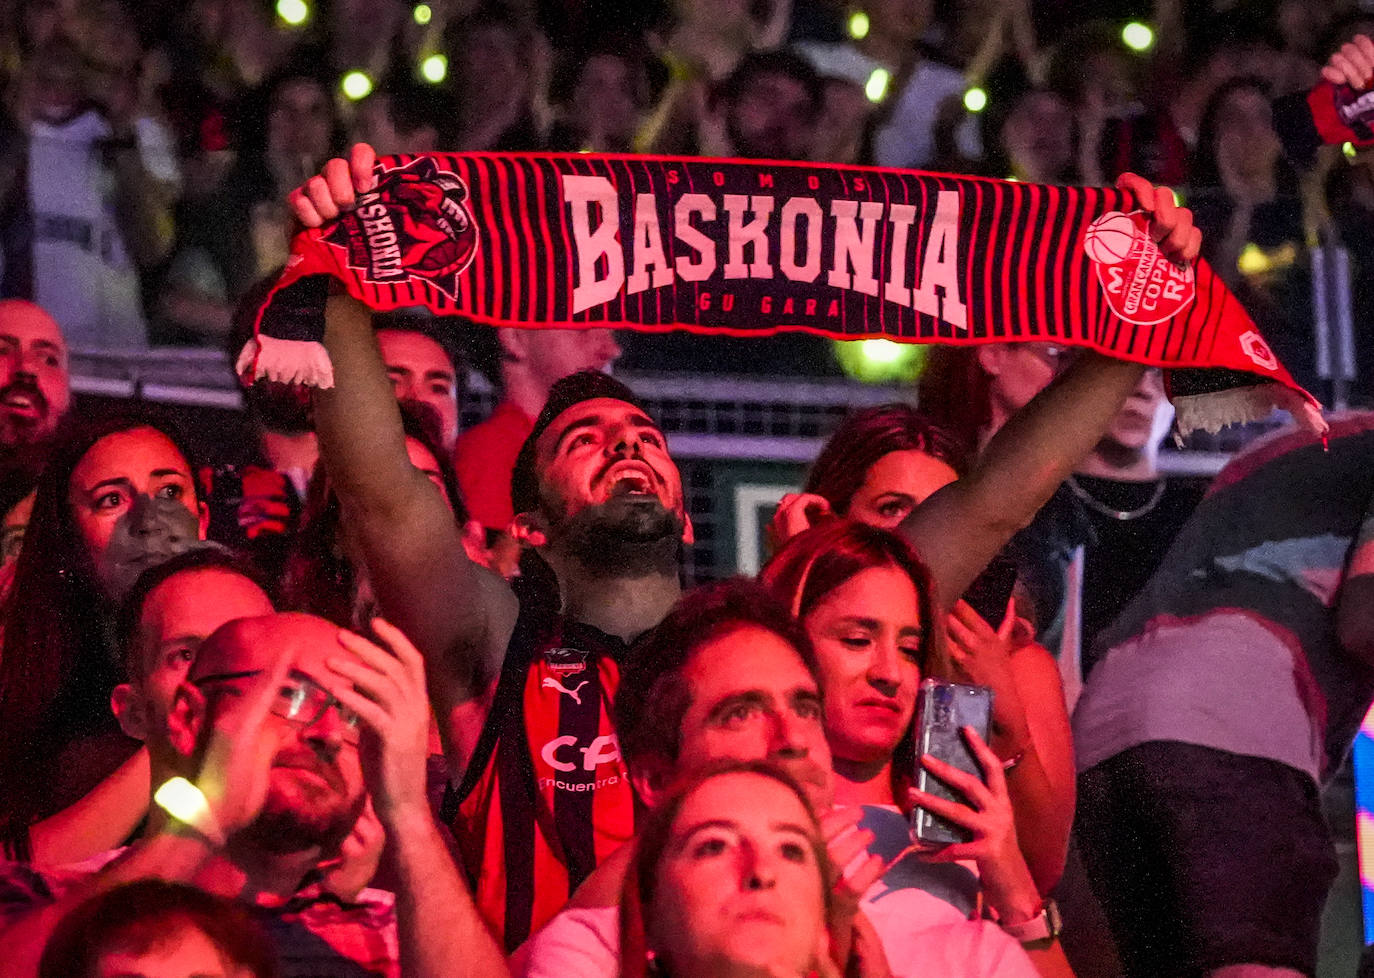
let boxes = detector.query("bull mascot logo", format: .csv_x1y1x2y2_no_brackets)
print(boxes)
325,157,479,298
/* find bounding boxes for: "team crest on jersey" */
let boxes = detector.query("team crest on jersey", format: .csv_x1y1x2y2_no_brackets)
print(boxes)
1082,210,1195,326
543,647,589,677
325,157,478,298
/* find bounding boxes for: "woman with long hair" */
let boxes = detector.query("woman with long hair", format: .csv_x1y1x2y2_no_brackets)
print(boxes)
760,522,1066,932
0,415,210,852
769,405,1074,895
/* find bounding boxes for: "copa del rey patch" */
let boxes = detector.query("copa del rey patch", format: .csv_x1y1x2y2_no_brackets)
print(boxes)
1082,210,1195,326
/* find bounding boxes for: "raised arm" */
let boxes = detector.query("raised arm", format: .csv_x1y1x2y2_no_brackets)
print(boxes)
903,174,1201,605
313,293,516,775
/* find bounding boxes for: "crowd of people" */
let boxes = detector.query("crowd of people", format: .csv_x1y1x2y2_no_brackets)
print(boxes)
0,1,1373,977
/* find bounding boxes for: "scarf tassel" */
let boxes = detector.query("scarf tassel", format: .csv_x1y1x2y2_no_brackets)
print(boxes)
236,335,336,390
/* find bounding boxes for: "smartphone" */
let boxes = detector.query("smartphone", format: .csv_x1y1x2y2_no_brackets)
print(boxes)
911,679,994,848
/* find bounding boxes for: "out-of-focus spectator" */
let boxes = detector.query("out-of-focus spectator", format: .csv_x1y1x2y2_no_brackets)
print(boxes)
865,0,980,171
1046,22,1142,187
709,48,820,159
444,6,548,152
997,89,1078,184
352,78,455,156
160,65,339,344
796,43,884,165
548,47,654,154
1188,76,1312,389
2,19,177,351
37,880,279,978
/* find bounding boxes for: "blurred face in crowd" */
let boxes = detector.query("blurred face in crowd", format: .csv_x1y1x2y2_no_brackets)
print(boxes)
353,93,439,156
180,615,367,854
977,343,1069,429
499,327,621,396
68,427,209,600
91,923,251,978
803,563,924,765
650,625,833,809
1002,91,1075,184
454,21,524,109
648,771,826,978
525,398,691,558
377,329,460,451
844,450,957,530
19,38,85,126
113,566,274,748
1212,84,1281,183
570,54,641,150
0,301,69,448
814,78,872,165
1099,368,1170,459
726,70,816,160
267,77,334,174
20,0,73,51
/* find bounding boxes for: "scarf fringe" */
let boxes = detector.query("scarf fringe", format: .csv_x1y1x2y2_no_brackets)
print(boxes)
235,335,336,390
1174,384,1327,437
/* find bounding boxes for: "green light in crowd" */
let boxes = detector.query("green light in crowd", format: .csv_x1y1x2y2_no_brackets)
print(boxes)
276,0,309,26
414,3,432,25
1122,22,1154,52
963,87,988,112
861,339,904,365
865,68,890,103
341,71,373,101
848,10,870,39
420,54,448,84
1346,141,1359,160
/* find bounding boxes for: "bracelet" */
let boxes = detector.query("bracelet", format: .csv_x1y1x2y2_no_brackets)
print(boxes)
153,777,226,847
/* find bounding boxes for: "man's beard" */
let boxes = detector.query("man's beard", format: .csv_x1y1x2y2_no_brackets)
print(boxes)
555,496,684,578
0,376,51,448
238,754,362,855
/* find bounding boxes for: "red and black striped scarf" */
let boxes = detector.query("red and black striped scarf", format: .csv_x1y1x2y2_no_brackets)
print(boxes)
244,153,1321,435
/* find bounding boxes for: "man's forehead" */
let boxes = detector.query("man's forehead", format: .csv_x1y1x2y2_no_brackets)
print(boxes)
0,300,65,348
377,329,454,372
191,613,337,679
538,397,658,451
685,625,814,691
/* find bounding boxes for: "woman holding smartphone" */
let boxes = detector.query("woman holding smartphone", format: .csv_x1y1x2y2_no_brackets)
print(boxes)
760,520,1067,962
767,404,1075,895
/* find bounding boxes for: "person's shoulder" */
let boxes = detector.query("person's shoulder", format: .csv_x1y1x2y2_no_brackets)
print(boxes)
516,904,620,978
0,849,119,929
896,917,1039,978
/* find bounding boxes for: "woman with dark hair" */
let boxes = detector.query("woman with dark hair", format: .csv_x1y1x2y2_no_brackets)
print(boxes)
761,522,1070,938
618,760,870,978
1187,75,1313,386
38,879,277,978
0,415,210,853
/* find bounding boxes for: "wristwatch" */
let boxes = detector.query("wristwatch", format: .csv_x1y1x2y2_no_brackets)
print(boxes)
1000,899,1062,946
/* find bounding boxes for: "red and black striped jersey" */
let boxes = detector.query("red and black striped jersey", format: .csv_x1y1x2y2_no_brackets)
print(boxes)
444,606,636,950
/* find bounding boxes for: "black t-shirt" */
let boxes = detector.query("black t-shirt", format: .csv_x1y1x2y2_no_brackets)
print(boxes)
1013,474,1206,678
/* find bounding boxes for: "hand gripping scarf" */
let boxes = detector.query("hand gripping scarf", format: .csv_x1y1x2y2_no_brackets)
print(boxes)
242,153,1323,436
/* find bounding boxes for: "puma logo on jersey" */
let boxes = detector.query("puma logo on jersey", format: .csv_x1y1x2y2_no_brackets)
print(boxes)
542,676,589,704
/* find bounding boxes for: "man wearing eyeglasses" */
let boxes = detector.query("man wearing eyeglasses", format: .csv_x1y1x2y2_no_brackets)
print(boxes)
0,612,508,978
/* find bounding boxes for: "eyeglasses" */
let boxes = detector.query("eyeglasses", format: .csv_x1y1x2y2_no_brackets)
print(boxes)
192,669,363,744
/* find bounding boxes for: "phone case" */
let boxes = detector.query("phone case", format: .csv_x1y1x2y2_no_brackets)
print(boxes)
911,679,994,847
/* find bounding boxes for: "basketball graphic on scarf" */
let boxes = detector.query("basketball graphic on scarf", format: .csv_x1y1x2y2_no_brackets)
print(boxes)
1083,212,1139,265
